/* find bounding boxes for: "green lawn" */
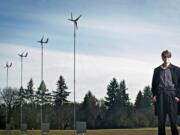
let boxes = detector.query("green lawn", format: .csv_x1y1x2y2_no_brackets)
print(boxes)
0,127,178,135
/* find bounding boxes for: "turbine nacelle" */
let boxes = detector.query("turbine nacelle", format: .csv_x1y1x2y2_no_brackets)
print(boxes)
68,12,82,29
5,62,12,68
37,36,49,44
18,52,28,57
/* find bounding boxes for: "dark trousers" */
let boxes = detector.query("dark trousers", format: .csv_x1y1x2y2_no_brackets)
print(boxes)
157,90,179,135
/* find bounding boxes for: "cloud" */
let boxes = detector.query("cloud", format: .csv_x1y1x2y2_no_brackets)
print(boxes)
80,17,180,41
1,0,180,103
0,43,157,103
2,3,180,59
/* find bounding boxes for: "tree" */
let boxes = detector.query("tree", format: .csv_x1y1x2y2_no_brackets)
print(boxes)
120,80,129,106
134,87,157,127
79,91,99,128
135,90,144,109
95,98,106,128
105,78,119,110
15,86,26,107
0,88,19,125
36,81,51,123
52,75,70,129
25,78,35,105
104,78,132,128
53,76,70,106
36,80,51,105
135,86,152,109
142,86,152,108
116,80,130,108
24,78,37,128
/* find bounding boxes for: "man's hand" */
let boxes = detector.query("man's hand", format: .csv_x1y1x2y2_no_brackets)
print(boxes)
153,96,157,102
175,97,180,102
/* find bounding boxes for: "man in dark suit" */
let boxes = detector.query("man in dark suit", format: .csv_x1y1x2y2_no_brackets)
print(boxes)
152,50,180,135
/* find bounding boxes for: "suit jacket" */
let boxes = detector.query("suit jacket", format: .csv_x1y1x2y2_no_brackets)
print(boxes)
151,64,180,115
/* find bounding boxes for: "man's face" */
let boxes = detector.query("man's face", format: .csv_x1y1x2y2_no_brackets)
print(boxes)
162,56,171,65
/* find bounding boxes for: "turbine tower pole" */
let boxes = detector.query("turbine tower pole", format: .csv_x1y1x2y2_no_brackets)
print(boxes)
73,18,76,133
6,66,8,89
18,52,28,128
41,41,43,126
4,62,12,126
37,36,48,126
41,42,43,82
68,13,82,134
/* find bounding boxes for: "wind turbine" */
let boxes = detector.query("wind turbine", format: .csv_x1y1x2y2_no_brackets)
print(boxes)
18,52,28,87
37,36,49,126
68,12,82,132
37,36,49,82
18,52,28,129
4,62,12,127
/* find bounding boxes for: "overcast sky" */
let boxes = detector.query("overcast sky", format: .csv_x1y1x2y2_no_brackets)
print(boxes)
1,0,180,103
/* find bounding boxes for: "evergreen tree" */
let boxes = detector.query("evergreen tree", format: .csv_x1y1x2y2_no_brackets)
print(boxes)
117,80,129,108
15,86,26,107
53,76,70,106
142,86,152,108
135,90,144,109
82,91,98,109
36,81,51,123
52,76,70,129
36,80,51,105
80,91,99,128
105,78,119,110
25,78,35,105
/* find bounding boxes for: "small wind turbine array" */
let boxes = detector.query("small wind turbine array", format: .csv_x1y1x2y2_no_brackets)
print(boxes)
3,12,82,134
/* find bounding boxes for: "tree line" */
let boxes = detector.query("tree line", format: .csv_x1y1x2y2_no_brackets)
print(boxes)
0,76,159,129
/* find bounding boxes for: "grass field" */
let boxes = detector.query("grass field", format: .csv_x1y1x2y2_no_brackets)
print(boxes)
0,127,178,135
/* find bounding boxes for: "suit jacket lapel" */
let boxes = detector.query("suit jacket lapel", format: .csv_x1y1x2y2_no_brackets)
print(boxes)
169,64,175,84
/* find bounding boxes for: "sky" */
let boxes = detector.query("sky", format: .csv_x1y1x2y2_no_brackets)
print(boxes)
1,0,180,103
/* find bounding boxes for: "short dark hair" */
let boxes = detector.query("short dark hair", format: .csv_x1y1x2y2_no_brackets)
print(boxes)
161,50,172,58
